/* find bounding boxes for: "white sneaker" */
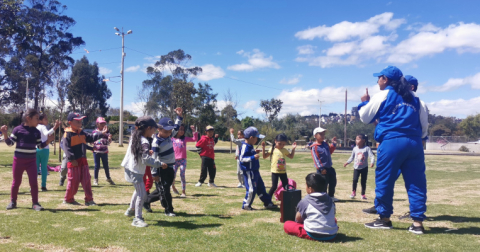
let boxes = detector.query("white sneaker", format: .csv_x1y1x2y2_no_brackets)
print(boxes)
208,183,217,187
125,208,135,217
195,182,202,187
237,183,243,188
131,217,148,227
93,179,98,186
243,206,253,210
332,197,340,202
165,212,176,217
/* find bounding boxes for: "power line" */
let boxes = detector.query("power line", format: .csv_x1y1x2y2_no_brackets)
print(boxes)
125,47,157,57
71,47,123,54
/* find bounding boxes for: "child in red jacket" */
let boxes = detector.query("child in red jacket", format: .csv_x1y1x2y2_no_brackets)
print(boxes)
195,125,218,187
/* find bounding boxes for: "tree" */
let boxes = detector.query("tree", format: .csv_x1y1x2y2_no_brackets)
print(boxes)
260,98,283,124
194,83,217,131
459,114,480,139
151,49,202,81
67,56,111,125
241,116,254,129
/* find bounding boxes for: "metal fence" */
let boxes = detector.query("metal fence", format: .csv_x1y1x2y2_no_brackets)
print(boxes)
429,136,477,143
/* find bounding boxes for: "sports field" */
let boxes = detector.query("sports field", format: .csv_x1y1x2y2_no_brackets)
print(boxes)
0,142,479,251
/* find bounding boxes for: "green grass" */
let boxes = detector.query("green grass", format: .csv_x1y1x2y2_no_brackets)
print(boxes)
0,142,479,251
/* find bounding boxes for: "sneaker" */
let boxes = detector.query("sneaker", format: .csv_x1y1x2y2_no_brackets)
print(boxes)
362,206,378,214
362,195,367,200
243,206,253,211
106,178,115,185
131,217,148,228
165,211,176,217
172,187,180,195
408,224,425,235
265,203,278,209
59,177,65,186
350,191,356,199
85,201,96,206
180,193,186,198
93,179,98,186
143,202,152,213
63,200,81,205
332,197,340,202
208,183,217,187
237,183,243,188
32,203,44,211
125,208,135,217
6,201,16,210
195,182,202,187
41,187,48,192
365,218,393,229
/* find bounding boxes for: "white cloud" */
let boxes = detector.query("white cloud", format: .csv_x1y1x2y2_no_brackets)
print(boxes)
125,65,141,72
99,67,112,75
295,12,405,42
279,74,302,85
427,96,480,117
387,22,480,63
297,45,316,55
430,72,480,92
227,49,280,71
124,102,147,117
216,100,234,111
197,64,225,81
243,100,257,110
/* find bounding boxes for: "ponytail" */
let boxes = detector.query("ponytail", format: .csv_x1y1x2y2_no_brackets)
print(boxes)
389,76,413,103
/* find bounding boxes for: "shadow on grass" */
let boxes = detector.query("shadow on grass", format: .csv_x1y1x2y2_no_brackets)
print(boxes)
331,233,363,243
190,194,217,197
46,208,100,213
428,227,480,235
97,203,128,207
153,220,222,229
174,212,232,219
427,215,480,223
337,199,371,203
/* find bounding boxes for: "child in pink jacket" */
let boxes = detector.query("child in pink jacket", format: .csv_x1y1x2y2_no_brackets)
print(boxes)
171,125,198,197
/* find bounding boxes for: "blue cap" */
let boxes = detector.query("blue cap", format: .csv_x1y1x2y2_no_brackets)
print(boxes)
157,117,175,130
404,75,418,89
244,126,260,139
373,66,403,81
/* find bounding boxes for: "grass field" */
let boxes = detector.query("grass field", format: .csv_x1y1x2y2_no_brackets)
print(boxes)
0,141,479,251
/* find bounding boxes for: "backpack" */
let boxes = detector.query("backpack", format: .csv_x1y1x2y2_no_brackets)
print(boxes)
274,178,297,201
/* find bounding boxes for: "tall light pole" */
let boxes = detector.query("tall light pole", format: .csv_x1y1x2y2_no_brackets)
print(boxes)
317,100,324,127
114,27,132,147
25,78,29,110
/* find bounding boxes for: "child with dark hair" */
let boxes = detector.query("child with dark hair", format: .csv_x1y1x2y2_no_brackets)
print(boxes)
92,117,115,186
230,128,245,188
122,116,159,227
195,125,219,187
261,133,296,198
36,112,60,191
62,112,111,206
344,134,375,200
239,126,277,210
1,109,55,211
284,173,338,241
171,124,197,197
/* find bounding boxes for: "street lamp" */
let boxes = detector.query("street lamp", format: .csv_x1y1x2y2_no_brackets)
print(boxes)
114,27,132,147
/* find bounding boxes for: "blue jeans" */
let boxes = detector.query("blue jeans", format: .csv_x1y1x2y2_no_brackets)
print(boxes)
93,152,110,180
375,137,427,221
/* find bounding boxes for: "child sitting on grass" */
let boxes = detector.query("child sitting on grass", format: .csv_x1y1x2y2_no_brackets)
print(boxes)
284,173,338,241
343,134,374,200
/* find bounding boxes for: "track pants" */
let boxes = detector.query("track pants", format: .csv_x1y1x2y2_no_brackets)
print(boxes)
316,167,337,198
36,149,49,188
375,137,427,221
284,221,337,241
173,159,187,191
236,160,244,185
198,156,216,184
146,166,174,213
242,170,273,209
93,152,111,180
129,180,147,219
64,158,93,203
352,168,368,195
11,157,38,204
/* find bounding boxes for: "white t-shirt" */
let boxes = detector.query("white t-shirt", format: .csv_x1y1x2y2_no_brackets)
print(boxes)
36,124,54,149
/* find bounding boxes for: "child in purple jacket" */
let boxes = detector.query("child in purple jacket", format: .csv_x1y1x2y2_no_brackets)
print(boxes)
92,117,114,186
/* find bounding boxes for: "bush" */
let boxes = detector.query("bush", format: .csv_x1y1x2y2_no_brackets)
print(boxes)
459,145,469,152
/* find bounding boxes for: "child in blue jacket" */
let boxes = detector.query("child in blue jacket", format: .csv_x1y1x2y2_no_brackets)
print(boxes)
239,127,277,210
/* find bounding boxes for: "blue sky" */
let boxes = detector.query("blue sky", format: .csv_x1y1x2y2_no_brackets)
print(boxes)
61,0,480,119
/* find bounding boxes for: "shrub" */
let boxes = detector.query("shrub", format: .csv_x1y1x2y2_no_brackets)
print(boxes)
459,145,469,152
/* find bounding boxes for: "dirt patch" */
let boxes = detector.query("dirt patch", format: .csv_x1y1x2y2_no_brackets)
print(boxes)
73,227,86,232
204,230,221,235
87,246,131,252
73,211,93,216
23,242,73,251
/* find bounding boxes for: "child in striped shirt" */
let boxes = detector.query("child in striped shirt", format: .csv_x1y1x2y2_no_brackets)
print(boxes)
1,109,55,211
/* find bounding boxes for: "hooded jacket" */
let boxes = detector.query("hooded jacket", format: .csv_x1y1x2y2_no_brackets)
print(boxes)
296,192,338,235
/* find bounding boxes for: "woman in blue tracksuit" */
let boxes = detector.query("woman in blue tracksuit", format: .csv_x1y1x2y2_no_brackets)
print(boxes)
358,66,428,235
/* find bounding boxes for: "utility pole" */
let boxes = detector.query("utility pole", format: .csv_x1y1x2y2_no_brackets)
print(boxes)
25,78,29,110
344,89,347,147
318,100,324,127
114,27,132,147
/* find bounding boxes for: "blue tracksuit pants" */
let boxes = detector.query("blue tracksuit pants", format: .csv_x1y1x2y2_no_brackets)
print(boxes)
375,137,427,221
242,170,273,209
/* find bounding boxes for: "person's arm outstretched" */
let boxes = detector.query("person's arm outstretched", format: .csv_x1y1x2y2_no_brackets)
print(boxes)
286,142,297,159
344,148,355,167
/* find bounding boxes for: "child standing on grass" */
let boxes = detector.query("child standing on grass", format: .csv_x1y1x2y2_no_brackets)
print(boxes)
262,133,297,198
2,109,55,211
344,134,375,200
310,127,338,202
62,112,111,206
239,126,277,210
284,173,338,241
36,112,60,191
195,126,219,187
92,117,115,186
121,116,160,228
144,108,183,216
171,125,197,198
230,128,245,188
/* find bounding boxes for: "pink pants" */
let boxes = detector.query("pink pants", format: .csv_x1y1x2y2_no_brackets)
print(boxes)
64,158,93,203
11,157,38,204
283,221,337,241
